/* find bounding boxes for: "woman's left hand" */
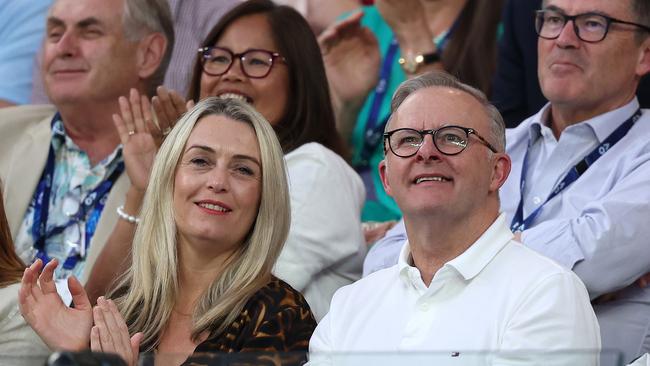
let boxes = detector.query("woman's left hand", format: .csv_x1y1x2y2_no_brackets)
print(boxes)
90,296,143,366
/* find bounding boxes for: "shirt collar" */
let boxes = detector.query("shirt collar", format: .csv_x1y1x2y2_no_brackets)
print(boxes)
398,213,514,286
526,103,552,143
582,98,640,142
51,116,67,148
50,114,123,168
445,213,513,280
527,98,640,144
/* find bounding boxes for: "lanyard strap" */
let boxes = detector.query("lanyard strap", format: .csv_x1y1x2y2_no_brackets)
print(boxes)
358,37,399,168
510,109,642,232
31,114,124,268
359,19,459,169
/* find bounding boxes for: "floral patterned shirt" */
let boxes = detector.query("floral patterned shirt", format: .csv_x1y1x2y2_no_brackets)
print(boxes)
14,117,123,281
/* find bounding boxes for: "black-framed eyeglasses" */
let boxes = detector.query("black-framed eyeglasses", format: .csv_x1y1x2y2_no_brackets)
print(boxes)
383,126,498,158
198,46,287,79
535,9,650,43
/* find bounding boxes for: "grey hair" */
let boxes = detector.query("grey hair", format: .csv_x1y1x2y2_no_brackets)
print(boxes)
110,97,290,351
387,71,506,152
122,0,175,95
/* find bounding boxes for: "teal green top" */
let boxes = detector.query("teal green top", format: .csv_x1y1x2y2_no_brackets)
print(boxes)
350,6,503,222
352,6,405,222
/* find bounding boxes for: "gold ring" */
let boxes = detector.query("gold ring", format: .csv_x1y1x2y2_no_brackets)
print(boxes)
162,127,172,136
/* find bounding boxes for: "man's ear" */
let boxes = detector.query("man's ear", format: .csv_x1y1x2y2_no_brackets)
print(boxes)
379,159,393,197
489,152,511,193
136,32,167,80
635,36,650,77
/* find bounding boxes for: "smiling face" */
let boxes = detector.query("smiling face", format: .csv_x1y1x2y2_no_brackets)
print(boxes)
199,13,290,126
538,0,650,117
379,87,509,221
173,115,262,254
42,0,143,106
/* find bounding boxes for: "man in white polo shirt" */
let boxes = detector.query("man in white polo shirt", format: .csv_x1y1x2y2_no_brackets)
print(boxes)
309,72,600,363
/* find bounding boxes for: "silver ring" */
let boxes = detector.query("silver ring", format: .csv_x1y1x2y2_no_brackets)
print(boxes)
128,130,135,136
162,127,172,136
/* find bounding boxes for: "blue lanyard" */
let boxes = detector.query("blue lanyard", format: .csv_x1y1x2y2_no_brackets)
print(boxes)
358,20,458,169
30,114,124,269
358,37,400,168
510,109,642,232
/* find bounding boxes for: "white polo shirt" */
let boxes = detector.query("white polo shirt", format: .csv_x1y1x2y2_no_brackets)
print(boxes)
309,214,600,363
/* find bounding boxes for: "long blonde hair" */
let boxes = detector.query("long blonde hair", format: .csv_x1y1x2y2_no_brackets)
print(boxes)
109,97,290,351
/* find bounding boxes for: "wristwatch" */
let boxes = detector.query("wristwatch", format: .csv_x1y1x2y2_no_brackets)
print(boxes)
398,51,440,74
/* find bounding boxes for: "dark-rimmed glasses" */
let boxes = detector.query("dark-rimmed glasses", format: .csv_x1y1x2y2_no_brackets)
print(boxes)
383,126,498,158
198,46,286,79
535,9,650,43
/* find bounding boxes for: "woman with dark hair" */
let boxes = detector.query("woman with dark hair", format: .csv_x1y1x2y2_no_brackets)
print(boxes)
88,0,366,322
0,181,47,360
321,0,504,222
187,0,348,157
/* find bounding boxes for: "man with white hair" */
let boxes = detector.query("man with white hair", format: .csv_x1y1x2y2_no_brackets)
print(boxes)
0,0,173,300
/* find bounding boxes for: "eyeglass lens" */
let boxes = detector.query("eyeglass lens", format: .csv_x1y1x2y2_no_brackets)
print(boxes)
536,10,609,42
389,127,469,157
203,48,275,78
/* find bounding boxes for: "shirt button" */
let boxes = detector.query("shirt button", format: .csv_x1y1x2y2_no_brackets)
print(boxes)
533,196,542,205
419,302,430,311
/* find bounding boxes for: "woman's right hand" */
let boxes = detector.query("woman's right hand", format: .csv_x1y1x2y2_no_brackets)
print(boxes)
319,11,380,108
151,86,191,142
18,259,93,351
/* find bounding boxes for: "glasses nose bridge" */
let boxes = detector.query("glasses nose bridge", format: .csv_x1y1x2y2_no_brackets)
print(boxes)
218,49,246,78
556,14,584,40
234,51,248,74
416,129,441,155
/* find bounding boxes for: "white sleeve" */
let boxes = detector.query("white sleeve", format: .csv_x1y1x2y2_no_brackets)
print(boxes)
274,145,365,291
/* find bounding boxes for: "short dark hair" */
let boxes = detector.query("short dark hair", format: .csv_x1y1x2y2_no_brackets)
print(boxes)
187,0,347,158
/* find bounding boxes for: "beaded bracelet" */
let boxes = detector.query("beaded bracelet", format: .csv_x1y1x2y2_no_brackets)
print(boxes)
116,205,141,224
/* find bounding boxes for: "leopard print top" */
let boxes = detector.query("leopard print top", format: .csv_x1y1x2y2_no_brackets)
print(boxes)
182,277,316,365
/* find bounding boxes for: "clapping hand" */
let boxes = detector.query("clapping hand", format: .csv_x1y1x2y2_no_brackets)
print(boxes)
18,259,93,351
151,86,194,143
113,87,195,193
319,11,380,108
91,297,142,366
114,89,158,193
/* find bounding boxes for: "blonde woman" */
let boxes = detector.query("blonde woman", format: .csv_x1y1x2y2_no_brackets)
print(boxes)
19,98,316,365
